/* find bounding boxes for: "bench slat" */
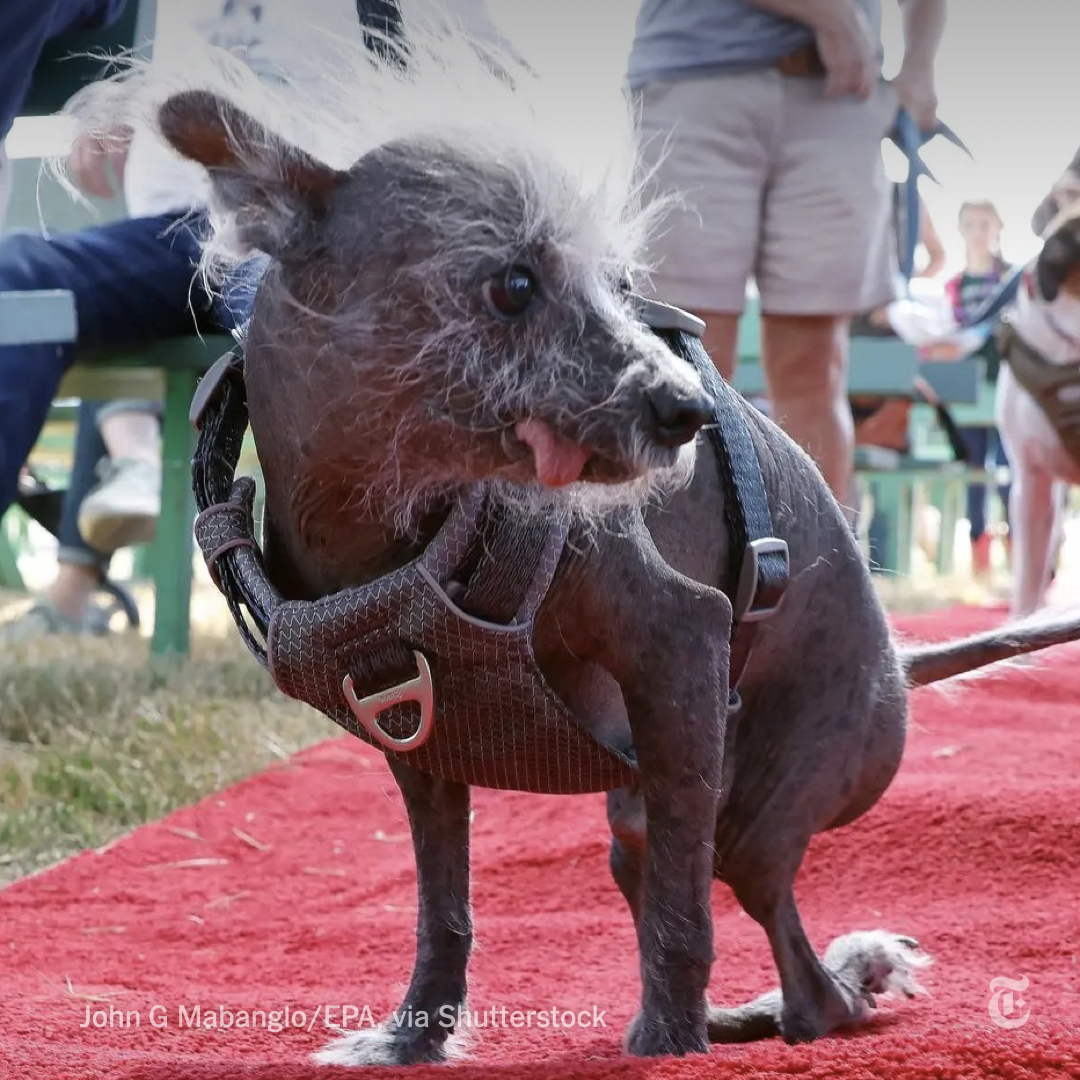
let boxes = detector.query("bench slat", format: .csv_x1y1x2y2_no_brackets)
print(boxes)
0,290,77,346
58,367,165,401
57,335,234,399
735,342,919,398
734,297,982,403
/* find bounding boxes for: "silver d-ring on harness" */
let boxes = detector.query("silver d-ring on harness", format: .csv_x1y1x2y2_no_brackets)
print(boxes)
342,651,436,751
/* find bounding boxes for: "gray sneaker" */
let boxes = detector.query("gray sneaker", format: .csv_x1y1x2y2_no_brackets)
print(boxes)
77,458,161,553
0,600,111,643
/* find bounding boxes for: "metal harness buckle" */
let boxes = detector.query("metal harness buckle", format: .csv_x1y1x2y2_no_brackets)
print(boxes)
633,296,707,338
342,650,436,752
733,537,789,623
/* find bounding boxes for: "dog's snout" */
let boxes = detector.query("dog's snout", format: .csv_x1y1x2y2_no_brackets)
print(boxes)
645,385,714,448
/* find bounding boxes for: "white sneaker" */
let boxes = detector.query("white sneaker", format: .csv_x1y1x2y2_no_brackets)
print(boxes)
78,457,162,553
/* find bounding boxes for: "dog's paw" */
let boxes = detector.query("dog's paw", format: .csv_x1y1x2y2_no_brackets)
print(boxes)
623,1010,709,1058
823,929,932,1008
314,1027,449,1067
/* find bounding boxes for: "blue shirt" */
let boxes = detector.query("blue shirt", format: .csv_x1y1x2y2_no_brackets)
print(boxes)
626,0,882,90
1,0,127,143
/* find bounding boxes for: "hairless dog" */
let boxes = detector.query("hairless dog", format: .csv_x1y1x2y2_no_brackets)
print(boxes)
76,28,1080,1065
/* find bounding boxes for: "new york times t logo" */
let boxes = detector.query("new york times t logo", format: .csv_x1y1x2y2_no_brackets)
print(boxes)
988,975,1031,1029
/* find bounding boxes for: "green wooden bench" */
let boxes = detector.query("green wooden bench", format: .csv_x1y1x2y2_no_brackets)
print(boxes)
732,295,980,402
0,282,229,655
731,296,1002,576
0,289,78,344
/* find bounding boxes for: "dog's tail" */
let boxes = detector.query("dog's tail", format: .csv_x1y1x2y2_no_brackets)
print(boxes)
901,608,1080,688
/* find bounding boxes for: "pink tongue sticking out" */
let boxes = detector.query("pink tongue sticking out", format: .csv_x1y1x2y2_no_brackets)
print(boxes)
515,418,592,488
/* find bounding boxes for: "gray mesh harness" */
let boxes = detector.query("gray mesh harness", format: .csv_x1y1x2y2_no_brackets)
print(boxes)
998,320,1080,469
189,299,788,795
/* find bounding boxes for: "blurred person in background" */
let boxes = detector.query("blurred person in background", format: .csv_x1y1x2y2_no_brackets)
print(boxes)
0,0,359,639
627,0,947,515
940,199,1012,579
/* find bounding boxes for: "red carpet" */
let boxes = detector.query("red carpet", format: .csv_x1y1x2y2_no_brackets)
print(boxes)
2,606,1078,1079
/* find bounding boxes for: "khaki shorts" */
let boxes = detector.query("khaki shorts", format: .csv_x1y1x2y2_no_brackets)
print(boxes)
635,69,899,317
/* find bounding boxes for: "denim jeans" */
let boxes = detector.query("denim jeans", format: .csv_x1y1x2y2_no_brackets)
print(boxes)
960,426,1011,541
58,399,161,572
0,211,257,529
0,2,127,150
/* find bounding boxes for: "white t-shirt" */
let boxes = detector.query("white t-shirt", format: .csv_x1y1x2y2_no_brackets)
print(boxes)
123,0,501,219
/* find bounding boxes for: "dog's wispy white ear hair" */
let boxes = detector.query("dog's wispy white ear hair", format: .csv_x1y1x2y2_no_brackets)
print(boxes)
157,89,346,259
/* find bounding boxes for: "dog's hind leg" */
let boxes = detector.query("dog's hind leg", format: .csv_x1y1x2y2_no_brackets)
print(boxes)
708,677,924,1045
315,761,471,1066
707,857,926,1044
710,715,924,1047
1008,461,1060,616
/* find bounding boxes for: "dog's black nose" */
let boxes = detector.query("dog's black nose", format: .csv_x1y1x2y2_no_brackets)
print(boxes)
645,386,715,448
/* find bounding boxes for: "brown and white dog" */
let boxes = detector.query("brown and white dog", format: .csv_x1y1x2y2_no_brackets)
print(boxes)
996,202,1080,615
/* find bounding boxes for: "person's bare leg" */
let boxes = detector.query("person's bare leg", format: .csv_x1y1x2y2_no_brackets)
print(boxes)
98,410,160,463
695,311,742,382
43,561,99,620
761,314,854,510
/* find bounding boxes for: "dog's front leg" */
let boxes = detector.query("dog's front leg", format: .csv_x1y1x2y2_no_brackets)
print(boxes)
593,539,731,1058
316,761,471,1067
622,662,726,1057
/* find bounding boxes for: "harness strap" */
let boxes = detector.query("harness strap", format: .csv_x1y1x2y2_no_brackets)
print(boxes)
191,348,278,663
189,348,560,683
998,322,1080,466
453,505,557,625
695,337,788,700
643,321,789,703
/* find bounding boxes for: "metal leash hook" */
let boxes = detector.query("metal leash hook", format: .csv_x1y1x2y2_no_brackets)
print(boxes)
342,651,436,752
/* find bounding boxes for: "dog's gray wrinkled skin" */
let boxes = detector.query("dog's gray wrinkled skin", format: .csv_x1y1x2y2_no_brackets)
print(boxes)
101,32,1080,1065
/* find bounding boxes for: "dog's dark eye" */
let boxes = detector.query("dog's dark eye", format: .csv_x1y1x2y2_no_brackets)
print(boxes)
618,270,634,294
483,265,537,319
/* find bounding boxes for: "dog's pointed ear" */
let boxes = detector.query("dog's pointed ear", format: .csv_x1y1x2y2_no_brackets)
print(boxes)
158,89,346,257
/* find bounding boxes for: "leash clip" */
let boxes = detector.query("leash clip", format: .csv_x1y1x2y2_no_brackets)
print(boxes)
342,651,436,752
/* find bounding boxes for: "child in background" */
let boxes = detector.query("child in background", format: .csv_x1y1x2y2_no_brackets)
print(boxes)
942,199,1012,579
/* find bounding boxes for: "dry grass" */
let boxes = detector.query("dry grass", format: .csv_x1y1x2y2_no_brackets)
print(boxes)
0,613,327,887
